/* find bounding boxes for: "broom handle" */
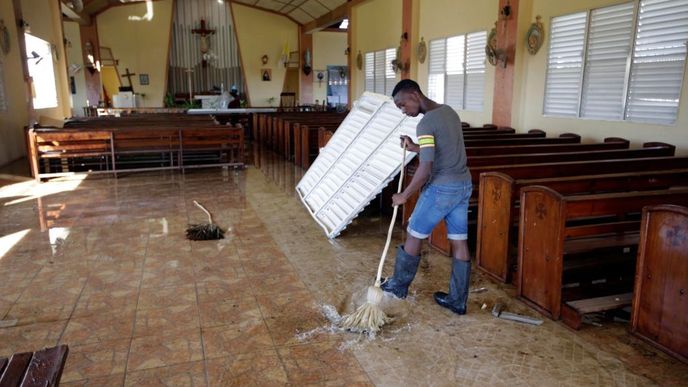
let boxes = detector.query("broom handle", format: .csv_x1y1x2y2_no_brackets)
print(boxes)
374,145,407,287
193,200,213,224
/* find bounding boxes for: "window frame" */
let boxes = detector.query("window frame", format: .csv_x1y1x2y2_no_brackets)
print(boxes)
427,30,487,112
542,0,688,125
25,33,58,110
363,47,396,96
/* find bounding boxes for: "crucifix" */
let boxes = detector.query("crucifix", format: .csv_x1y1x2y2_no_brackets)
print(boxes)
192,19,215,68
122,68,136,92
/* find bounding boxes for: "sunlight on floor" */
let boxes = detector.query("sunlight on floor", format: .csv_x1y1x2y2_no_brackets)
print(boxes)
0,229,30,260
1,175,86,206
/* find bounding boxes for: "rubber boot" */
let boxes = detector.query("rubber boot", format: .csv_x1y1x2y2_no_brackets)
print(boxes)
434,259,471,315
380,245,421,299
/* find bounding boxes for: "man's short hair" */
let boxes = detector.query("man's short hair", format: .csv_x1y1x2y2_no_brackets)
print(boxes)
392,79,422,97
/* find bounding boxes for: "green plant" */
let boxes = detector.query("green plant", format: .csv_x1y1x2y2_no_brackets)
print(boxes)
183,99,201,109
164,92,175,108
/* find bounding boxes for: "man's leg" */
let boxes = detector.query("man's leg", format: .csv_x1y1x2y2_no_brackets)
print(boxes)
449,239,470,262
404,234,422,256
434,184,472,314
380,190,437,299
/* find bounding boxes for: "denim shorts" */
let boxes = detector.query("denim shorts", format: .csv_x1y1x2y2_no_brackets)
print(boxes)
407,180,472,240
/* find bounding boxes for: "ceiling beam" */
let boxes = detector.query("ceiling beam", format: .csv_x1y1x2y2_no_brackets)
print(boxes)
60,0,92,25
228,1,303,26
302,2,347,34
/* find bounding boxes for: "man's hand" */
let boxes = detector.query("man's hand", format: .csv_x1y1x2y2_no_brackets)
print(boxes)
392,192,408,207
399,135,420,153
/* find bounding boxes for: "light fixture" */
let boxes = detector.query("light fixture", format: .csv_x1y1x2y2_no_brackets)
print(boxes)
18,18,30,33
303,48,312,75
339,19,348,29
500,0,511,20
28,50,43,64
83,41,100,74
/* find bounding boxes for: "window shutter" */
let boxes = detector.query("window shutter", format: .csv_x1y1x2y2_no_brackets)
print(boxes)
544,12,588,116
465,31,487,111
581,2,635,120
445,35,465,109
626,0,688,124
385,48,397,96
428,38,446,103
364,52,374,92
374,50,385,94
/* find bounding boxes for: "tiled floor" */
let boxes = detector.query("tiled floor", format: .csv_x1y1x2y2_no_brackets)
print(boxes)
0,148,686,386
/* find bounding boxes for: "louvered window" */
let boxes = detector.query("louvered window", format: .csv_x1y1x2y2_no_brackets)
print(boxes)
581,3,635,120
364,48,397,96
543,12,587,117
626,0,688,124
466,31,487,111
364,52,374,92
544,0,688,125
427,31,487,111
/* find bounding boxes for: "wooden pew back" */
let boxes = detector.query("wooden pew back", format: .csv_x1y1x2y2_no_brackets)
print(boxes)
517,186,688,320
631,204,688,363
477,167,688,282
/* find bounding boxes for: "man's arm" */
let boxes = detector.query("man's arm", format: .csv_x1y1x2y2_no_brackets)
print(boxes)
392,160,431,206
400,135,420,153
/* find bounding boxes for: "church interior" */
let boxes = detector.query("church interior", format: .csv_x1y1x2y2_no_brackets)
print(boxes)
0,0,687,385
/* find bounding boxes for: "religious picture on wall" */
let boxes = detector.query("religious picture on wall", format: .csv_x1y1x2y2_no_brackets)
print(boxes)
139,73,149,85
262,69,271,82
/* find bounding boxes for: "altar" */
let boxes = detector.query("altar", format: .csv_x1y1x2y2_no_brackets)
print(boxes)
193,94,222,109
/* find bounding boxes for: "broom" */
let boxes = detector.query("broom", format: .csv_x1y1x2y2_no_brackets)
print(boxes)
186,200,225,240
340,145,407,333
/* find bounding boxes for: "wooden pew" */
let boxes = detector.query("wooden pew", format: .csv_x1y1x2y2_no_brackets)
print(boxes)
27,129,115,179
464,133,581,147
283,116,344,160
180,127,244,168
463,129,546,140
468,156,688,185
28,115,245,178
517,186,688,325
476,167,688,283
468,142,675,167
112,129,181,171
0,345,68,386
631,204,688,363
402,137,632,236
429,152,688,255
466,137,630,156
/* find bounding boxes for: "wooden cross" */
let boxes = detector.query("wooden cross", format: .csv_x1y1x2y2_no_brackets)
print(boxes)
192,19,215,68
122,68,136,91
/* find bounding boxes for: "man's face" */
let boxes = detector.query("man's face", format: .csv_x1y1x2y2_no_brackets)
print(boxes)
394,90,421,117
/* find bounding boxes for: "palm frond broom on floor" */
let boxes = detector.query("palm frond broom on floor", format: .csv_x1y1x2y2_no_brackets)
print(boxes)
186,200,224,240
340,146,407,333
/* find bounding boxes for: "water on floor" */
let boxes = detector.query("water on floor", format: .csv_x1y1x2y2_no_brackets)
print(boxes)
0,145,686,386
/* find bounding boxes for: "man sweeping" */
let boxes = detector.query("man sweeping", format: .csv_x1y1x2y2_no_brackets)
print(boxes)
382,79,473,315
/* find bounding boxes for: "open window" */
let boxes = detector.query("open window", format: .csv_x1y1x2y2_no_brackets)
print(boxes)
25,33,58,109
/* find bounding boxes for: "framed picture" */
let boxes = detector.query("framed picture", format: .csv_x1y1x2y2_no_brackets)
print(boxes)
139,73,149,85
261,68,271,82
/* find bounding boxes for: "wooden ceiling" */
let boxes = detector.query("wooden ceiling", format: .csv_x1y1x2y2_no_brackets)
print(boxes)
231,0,347,25
62,0,349,27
